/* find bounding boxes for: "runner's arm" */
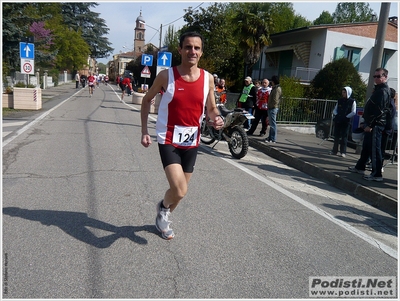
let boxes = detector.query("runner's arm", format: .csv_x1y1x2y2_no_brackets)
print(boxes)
141,70,168,147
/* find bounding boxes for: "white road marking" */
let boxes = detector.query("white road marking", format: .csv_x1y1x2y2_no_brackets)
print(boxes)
110,85,157,122
3,89,83,147
3,121,28,127
202,146,398,260
3,121,28,137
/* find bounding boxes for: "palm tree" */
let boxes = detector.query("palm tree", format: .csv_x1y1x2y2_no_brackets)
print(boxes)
231,3,272,77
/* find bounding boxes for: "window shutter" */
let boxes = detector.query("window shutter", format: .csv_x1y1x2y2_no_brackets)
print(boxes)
351,48,361,70
334,47,345,60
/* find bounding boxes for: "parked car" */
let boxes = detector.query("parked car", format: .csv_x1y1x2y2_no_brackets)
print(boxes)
315,118,333,140
315,117,355,143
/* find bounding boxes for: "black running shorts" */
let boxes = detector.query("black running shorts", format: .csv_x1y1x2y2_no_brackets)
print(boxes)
158,143,198,173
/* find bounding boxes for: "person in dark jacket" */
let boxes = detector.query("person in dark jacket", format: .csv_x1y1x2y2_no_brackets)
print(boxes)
348,67,391,181
330,86,356,157
265,75,282,143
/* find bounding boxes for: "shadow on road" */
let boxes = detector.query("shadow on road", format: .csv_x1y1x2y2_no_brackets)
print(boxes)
3,207,158,248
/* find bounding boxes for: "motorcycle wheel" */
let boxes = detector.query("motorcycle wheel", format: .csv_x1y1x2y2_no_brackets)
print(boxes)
200,119,216,145
228,126,249,159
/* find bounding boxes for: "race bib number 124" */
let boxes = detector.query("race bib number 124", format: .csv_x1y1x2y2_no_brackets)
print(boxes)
172,125,198,147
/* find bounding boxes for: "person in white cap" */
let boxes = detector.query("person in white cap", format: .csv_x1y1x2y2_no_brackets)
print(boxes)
237,76,257,129
213,74,219,90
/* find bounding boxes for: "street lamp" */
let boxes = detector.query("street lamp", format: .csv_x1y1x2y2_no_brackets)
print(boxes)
138,20,162,50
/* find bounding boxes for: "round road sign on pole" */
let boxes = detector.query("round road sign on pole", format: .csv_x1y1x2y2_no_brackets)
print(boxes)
20,59,35,75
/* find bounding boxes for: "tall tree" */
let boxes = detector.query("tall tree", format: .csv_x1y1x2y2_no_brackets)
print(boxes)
231,2,272,76
332,2,375,23
313,11,334,25
60,3,113,59
265,2,300,33
2,2,112,76
182,2,236,75
292,14,313,28
53,27,90,71
28,21,57,70
163,25,180,67
2,3,38,73
29,3,90,71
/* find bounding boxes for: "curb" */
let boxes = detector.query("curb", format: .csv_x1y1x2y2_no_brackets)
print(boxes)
249,138,397,216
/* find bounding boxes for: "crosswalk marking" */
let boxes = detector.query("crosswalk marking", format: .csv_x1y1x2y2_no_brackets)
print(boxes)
2,120,27,137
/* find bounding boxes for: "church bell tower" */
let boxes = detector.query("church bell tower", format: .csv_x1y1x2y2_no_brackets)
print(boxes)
134,10,146,53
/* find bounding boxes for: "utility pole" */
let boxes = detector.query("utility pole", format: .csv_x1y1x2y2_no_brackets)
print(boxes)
159,24,162,50
366,2,390,101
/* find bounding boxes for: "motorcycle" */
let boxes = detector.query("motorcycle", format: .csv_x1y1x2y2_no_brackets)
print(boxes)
200,103,254,159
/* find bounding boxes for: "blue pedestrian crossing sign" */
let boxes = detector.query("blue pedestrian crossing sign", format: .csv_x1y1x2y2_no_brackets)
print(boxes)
157,52,172,67
20,42,35,59
141,54,153,66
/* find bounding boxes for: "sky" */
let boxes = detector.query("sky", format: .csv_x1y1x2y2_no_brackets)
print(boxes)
94,1,399,65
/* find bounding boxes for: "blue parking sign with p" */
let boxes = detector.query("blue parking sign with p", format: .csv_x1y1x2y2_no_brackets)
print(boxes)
141,54,153,66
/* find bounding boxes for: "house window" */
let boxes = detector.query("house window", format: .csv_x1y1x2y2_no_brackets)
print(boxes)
382,49,394,68
334,46,361,70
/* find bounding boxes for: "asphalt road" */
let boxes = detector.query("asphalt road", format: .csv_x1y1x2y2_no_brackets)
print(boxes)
2,83,397,298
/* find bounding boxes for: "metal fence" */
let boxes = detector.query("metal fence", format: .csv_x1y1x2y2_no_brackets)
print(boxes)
225,92,336,125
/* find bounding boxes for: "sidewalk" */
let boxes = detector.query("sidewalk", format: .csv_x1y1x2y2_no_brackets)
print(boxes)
3,83,398,216
2,82,79,119
248,126,398,216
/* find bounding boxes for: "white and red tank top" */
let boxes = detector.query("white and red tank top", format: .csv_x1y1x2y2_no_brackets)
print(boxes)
87,75,95,86
156,66,209,148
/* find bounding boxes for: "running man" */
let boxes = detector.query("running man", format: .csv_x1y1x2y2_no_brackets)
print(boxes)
140,32,224,240
87,72,95,97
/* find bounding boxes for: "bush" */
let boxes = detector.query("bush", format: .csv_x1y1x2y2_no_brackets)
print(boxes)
14,82,35,88
14,82,27,87
308,58,367,105
280,75,304,98
279,75,307,121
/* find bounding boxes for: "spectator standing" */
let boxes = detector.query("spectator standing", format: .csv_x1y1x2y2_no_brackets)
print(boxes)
75,72,80,88
140,32,224,240
237,76,257,129
213,74,219,90
247,79,271,137
329,86,356,157
80,74,86,88
381,87,397,168
348,67,391,181
215,78,227,104
265,75,282,143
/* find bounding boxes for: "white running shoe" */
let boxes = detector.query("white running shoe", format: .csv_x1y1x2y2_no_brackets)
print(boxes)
155,201,175,240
